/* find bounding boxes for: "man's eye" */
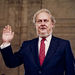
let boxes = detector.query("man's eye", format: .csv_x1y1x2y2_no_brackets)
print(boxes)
37,20,42,23
44,20,49,22
36,19,49,23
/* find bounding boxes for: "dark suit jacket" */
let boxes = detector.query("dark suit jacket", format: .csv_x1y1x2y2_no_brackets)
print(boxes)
1,36,75,75
74,59,75,72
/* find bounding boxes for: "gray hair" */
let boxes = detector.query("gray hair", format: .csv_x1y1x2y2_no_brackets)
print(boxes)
33,9,56,24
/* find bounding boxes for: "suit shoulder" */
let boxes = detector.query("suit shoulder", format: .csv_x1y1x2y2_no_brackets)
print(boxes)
22,38,38,45
53,36,70,43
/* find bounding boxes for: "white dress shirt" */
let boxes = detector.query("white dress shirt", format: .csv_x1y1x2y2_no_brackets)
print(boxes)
38,34,52,56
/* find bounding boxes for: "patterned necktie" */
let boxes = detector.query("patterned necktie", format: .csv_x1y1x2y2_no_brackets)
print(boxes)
39,38,46,66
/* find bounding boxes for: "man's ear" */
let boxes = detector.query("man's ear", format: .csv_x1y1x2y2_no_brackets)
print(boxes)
52,22,55,28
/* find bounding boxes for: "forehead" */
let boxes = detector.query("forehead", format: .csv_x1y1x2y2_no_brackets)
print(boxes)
36,12,51,20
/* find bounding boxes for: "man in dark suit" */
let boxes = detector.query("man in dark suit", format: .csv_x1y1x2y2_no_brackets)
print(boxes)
0,9,75,75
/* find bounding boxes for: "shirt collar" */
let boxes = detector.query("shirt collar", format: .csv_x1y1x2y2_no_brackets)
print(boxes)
39,34,52,42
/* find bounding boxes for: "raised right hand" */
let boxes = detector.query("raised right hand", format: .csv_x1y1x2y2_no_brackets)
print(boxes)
2,25,14,43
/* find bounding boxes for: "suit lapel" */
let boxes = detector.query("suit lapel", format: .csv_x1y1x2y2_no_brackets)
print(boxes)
31,38,40,67
42,36,58,67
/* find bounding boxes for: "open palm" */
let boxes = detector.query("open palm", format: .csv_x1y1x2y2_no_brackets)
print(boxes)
2,25,14,43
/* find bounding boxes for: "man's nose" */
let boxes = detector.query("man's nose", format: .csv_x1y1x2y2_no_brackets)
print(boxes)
41,20,45,25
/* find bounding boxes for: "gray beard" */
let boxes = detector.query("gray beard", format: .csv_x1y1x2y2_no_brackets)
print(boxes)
36,28,53,38
37,33,50,38
36,31,52,38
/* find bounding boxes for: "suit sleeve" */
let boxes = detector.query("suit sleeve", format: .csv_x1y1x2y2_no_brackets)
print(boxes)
1,43,25,68
65,41,75,75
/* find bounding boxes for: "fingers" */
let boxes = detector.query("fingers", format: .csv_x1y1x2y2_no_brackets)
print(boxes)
5,25,12,31
12,32,14,37
3,25,12,33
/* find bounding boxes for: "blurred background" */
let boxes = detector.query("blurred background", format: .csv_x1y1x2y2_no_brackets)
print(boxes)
0,0,75,75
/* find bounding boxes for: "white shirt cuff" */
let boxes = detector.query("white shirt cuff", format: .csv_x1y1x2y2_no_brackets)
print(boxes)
0,43,10,49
